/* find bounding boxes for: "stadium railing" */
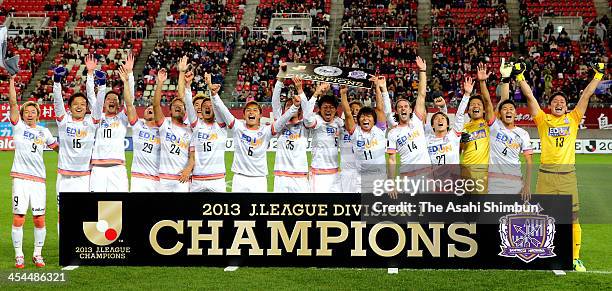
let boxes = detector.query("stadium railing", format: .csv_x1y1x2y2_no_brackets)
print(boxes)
161,27,237,40
339,27,418,40
249,27,327,44
7,27,56,37
66,26,148,39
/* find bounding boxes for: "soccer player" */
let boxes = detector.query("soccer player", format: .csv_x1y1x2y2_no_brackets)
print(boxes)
179,60,228,192
271,75,313,193
515,61,605,272
460,63,496,193
8,75,58,268
130,103,161,192
212,80,300,193
387,57,432,192
340,77,387,194
89,54,137,192
427,77,472,166
53,55,99,241
152,68,192,192
488,59,533,197
338,93,361,193
303,82,344,193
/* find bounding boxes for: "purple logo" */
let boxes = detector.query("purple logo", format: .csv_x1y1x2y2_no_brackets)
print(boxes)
498,205,556,263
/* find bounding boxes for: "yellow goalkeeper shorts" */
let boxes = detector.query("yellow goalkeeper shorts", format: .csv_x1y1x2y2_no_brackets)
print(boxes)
535,169,579,214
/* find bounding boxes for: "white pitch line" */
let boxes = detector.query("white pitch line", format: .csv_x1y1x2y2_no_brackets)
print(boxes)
224,266,239,272
61,265,79,271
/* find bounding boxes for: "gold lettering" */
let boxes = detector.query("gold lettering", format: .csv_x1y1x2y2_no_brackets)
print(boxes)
407,223,443,257
316,221,349,256
267,221,312,256
149,220,183,255
369,222,405,257
447,223,477,258
186,220,223,255
227,221,264,256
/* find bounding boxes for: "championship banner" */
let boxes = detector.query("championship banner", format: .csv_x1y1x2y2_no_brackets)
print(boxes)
60,193,572,270
276,63,375,88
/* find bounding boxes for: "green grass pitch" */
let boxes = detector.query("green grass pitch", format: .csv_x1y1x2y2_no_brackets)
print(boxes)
0,151,611,290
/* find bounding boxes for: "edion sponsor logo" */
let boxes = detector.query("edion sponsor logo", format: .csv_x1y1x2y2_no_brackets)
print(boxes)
83,201,123,246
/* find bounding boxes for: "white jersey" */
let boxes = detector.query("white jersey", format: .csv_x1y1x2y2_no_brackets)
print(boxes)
157,118,192,180
427,130,462,165
387,114,431,173
131,119,161,180
489,119,533,177
57,114,98,175
308,115,343,173
92,112,134,165
274,121,309,176
10,120,58,182
190,120,227,180
339,126,356,171
351,125,387,173
229,120,274,177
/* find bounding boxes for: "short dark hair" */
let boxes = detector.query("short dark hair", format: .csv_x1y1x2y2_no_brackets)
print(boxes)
497,99,516,111
356,106,377,126
317,95,338,109
430,111,450,130
105,90,122,104
68,92,88,107
243,100,262,114
349,100,363,109
548,91,568,104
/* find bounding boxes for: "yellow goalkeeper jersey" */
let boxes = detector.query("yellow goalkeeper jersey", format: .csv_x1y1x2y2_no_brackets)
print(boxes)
461,118,493,165
534,109,580,167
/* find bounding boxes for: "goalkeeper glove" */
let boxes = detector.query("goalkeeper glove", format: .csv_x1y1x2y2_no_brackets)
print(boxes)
591,62,605,80
500,58,513,83
94,70,107,86
511,62,526,82
53,66,67,83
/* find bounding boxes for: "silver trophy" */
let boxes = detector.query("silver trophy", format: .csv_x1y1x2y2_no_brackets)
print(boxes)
0,26,20,76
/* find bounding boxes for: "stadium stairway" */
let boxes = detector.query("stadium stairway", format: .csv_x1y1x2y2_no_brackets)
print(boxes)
506,0,522,56
23,41,63,98
132,0,172,77
417,0,432,77
22,0,92,98
326,0,344,66
221,0,259,100
151,0,172,39
593,0,612,19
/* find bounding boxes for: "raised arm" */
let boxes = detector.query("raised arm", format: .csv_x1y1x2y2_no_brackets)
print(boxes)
153,69,167,125
85,54,102,120
177,55,188,100
211,89,235,127
574,63,605,117
453,77,474,132
374,77,387,125
273,94,300,134
414,56,428,119
340,86,355,133
124,51,135,104
498,58,513,104
303,82,330,127
8,76,19,124
118,66,137,124
476,62,494,122
52,67,67,120
272,78,284,120
513,63,541,117
183,70,197,127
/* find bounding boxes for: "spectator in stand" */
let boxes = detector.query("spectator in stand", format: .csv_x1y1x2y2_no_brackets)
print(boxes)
166,12,175,25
